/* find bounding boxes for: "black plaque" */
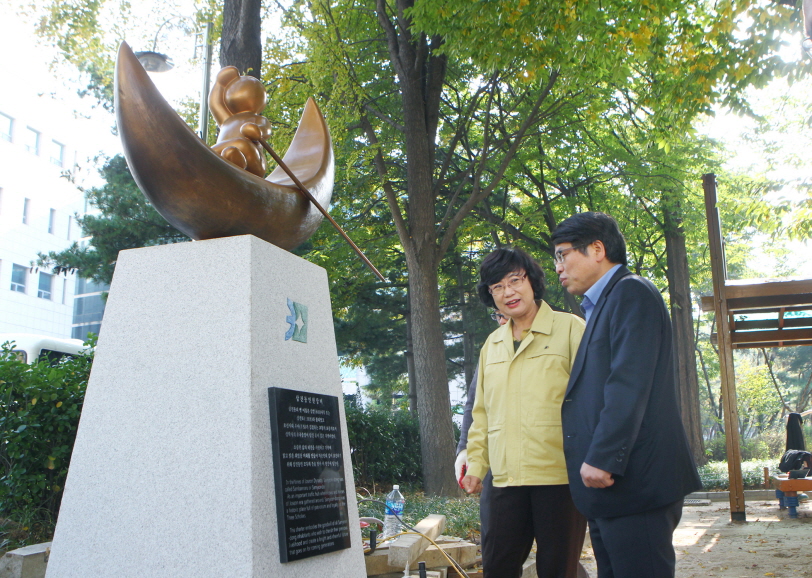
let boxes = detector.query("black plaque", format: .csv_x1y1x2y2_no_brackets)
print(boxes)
268,387,352,562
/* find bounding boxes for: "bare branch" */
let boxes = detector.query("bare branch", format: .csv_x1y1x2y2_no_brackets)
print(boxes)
437,68,560,257
761,347,793,413
359,114,410,249
363,103,405,132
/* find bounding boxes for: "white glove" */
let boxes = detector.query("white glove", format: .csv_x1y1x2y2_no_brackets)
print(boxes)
455,449,468,486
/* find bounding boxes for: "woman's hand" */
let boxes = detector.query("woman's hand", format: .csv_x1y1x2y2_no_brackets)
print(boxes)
454,450,468,489
462,474,483,494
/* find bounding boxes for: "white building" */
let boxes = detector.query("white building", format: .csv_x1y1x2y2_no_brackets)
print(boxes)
0,99,89,338
0,12,124,343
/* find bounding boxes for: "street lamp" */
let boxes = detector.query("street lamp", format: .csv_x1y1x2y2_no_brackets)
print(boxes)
133,51,174,73
134,19,213,143
134,16,180,72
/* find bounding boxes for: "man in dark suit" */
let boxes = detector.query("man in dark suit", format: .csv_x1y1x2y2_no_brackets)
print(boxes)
551,212,701,578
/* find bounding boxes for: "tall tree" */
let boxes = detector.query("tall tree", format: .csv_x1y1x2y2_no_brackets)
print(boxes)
283,0,572,494
663,199,706,463
274,0,812,494
410,0,811,466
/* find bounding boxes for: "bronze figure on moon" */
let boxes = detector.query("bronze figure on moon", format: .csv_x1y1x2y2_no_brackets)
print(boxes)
114,41,334,251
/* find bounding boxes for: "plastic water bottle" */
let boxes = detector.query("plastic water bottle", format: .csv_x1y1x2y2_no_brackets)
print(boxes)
382,484,405,538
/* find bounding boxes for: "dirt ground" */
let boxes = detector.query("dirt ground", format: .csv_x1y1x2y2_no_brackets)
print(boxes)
574,498,812,578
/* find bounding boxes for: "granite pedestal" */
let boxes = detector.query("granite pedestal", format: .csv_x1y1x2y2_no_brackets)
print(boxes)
46,235,365,577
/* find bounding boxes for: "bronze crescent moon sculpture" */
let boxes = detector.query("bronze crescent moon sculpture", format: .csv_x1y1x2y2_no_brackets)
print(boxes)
114,41,334,250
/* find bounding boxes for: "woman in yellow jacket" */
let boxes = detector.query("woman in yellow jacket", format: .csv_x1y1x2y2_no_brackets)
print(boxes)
462,247,586,578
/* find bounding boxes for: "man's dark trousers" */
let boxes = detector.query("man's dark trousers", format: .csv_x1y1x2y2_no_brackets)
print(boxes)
588,499,683,578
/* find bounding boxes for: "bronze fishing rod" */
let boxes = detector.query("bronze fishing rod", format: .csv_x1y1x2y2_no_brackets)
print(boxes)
252,133,386,282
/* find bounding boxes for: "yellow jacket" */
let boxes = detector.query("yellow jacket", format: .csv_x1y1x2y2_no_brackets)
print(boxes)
466,300,585,486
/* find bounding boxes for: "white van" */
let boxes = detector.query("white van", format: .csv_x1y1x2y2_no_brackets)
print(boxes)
0,333,87,365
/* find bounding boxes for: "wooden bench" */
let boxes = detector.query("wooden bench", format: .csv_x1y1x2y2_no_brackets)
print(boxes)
770,474,812,518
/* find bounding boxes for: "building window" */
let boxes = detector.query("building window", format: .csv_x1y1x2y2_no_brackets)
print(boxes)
72,277,110,339
24,127,40,154
49,208,56,234
11,264,27,293
67,215,72,239
0,112,12,142
38,272,53,300
75,277,109,295
50,140,65,167
22,197,30,224
62,278,68,304
72,323,101,341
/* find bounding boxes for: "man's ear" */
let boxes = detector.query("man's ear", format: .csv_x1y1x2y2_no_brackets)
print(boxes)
592,240,607,262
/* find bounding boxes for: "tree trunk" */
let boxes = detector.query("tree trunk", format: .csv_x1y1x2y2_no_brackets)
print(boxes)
405,291,417,417
455,253,476,388
664,202,707,465
406,253,460,496
375,0,458,496
220,0,262,77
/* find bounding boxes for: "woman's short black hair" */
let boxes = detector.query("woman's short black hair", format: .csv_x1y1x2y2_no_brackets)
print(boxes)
477,247,546,308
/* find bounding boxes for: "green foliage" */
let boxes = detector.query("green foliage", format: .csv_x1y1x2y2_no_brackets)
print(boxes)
34,0,117,110
697,459,775,490
0,338,95,550
344,400,422,487
704,430,784,463
764,347,812,412
410,0,811,142
37,155,188,284
736,363,786,437
357,490,481,541
715,76,812,242
333,278,411,403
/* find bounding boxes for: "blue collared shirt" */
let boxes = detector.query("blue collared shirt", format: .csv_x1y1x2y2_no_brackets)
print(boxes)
581,264,622,322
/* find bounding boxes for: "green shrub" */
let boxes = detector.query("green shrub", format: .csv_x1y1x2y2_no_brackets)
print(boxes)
0,340,93,549
344,400,422,488
697,459,774,490
704,430,786,462
704,435,728,462
357,490,481,541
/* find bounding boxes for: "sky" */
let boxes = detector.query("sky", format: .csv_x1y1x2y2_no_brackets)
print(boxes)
696,65,812,280
0,6,121,186
0,0,210,184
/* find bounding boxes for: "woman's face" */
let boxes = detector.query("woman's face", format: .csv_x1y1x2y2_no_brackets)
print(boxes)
489,269,537,323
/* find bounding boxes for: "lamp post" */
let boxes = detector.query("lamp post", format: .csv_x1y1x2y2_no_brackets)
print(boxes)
198,23,213,144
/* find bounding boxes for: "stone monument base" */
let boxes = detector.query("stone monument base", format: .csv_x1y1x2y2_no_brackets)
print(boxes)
46,236,365,578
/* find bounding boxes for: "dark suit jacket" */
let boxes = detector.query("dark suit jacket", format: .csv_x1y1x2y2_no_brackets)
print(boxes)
561,266,701,519
457,366,478,455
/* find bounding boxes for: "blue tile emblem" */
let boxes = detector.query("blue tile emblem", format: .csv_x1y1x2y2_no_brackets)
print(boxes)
285,298,308,343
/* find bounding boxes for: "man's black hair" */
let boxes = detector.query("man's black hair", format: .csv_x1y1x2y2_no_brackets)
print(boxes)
477,247,546,308
550,212,628,266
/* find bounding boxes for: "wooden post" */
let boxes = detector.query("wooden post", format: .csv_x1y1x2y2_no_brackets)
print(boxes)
702,173,746,521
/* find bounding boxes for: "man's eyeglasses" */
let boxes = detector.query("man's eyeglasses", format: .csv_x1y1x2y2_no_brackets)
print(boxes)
490,312,507,322
488,273,527,296
553,244,586,265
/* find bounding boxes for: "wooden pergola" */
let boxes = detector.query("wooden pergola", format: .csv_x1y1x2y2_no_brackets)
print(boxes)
702,174,812,521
